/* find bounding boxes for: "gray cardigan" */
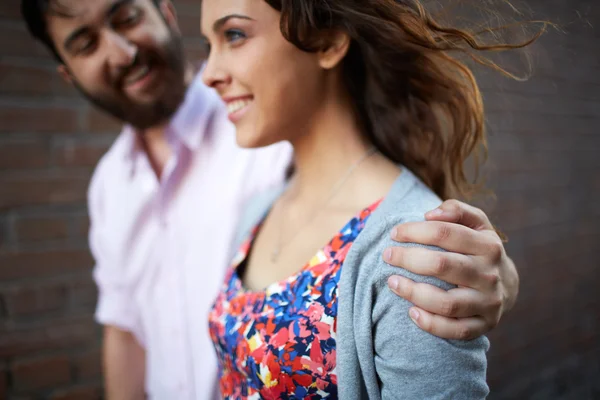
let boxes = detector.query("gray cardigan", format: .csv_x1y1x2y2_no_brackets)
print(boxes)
233,168,489,399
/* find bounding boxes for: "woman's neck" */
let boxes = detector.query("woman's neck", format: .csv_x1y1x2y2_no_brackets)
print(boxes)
287,97,373,203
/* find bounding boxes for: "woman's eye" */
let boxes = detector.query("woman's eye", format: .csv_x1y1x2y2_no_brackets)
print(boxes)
224,29,246,43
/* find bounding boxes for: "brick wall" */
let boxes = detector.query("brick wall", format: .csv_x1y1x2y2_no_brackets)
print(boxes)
0,0,598,399
481,1,600,398
0,1,205,399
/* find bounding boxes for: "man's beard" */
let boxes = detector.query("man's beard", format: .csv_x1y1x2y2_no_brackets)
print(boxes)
74,32,187,130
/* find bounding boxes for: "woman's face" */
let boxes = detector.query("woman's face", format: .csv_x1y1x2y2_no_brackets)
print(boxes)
200,0,330,148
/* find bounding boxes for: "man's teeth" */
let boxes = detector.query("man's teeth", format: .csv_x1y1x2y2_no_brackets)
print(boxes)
227,99,252,114
125,65,150,85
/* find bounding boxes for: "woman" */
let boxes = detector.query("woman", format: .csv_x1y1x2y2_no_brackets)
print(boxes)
201,0,543,398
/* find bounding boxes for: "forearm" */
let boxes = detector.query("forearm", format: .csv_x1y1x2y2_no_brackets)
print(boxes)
103,326,146,400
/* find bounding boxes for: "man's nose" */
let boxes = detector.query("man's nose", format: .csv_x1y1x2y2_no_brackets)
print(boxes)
104,30,138,69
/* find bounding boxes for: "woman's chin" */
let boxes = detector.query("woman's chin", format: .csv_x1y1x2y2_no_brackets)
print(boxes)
235,129,278,149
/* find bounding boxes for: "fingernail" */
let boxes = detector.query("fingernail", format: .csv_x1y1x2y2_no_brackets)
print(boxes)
391,227,398,239
384,248,393,262
409,308,420,323
427,208,444,218
388,275,400,291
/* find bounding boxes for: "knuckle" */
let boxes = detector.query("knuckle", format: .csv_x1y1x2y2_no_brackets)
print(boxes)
483,304,503,331
443,200,464,222
485,271,501,288
489,293,504,311
433,254,449,275
440,299,459,317
474,207,487,222
485,318,498,332
398,278,414,300
487,239,504,263
489,317,500,330
444,199,461,211
435,224,452,243
457,325,473,341
419,315,433,332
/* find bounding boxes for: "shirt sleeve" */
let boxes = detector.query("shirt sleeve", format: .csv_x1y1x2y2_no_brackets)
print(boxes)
88,160,142,337
370,216,489,399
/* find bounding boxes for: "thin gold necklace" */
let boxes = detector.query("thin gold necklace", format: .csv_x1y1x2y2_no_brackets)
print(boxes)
271,146,377,263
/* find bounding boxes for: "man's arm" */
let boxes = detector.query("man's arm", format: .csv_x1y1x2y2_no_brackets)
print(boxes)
103,326,146,400
384,199,519,340
88,159,146,399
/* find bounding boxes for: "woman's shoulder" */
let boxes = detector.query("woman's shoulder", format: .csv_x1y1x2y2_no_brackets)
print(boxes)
380,168,443,221
357,167,443,244
345,167,452,290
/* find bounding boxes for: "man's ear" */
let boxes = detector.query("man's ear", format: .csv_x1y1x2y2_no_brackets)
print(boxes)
160,0,180,34
57,64,73,84
317,31,351,70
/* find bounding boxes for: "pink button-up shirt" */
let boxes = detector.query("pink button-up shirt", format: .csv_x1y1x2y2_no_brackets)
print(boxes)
90,72,292,399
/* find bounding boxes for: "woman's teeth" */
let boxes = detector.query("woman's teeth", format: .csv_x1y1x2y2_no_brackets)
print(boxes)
125,65,150,85
227,99,252,114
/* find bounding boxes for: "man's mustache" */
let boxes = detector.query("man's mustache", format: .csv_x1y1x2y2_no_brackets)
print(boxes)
113,52,156,89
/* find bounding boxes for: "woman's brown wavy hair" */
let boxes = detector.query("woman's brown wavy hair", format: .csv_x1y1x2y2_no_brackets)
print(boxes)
265,0,548,200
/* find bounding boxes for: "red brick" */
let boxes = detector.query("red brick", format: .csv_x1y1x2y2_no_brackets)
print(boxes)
0,315,99,358
0,106,80,134
11,354,71,392
72,349,101,381
85,108,122,134
68,279,98,309
2,283,68,317
15,216,69,242
54,142,110,168
74,215,90,238
0,250,93,282
0,175,90,210
0,63,75,97
50,385,102,400
0,143,50,170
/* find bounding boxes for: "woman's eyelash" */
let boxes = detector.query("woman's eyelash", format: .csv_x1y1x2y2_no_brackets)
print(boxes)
224,29,246,42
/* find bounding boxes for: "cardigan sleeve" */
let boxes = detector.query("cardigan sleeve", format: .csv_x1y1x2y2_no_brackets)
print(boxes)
363,215,489,399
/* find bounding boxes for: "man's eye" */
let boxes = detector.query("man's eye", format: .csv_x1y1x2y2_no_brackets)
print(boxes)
114,8,141,26
224,29,246,43
76,38,96,54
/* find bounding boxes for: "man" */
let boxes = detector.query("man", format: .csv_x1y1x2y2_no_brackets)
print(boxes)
21,0,519,398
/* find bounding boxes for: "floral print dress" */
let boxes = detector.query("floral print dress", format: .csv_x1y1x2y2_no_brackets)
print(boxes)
208,200,381,399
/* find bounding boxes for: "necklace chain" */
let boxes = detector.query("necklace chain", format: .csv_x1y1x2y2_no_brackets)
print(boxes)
271,146,377,263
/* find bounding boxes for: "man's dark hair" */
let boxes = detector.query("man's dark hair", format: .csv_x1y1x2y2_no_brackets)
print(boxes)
21,0,162,62
21,0,63,60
